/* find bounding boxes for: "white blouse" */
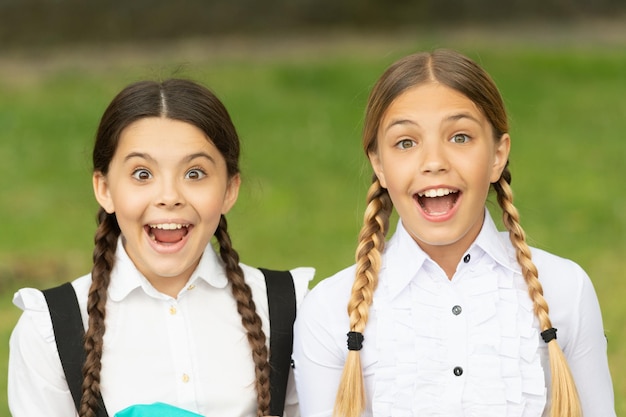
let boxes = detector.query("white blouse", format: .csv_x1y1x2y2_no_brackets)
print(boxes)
9,241,314,417
293,211,615,417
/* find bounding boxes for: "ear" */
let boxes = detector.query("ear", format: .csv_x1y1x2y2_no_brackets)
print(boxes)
221,173,241,214
490,133,511,183
368,151,387,188
93,171,115,214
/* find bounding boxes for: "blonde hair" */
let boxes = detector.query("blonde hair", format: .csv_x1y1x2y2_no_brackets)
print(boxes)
334,50,581,417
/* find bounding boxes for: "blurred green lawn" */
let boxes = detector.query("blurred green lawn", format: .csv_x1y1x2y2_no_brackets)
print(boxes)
0,29,624,414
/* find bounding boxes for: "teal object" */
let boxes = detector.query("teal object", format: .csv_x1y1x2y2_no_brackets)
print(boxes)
114,403,203,417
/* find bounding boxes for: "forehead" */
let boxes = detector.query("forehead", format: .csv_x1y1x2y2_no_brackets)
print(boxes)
382,82,483,124
117,117,218,156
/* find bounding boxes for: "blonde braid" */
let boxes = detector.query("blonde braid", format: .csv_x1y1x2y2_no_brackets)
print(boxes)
80,208,119,417
214,215,271,417
334,176,393,417
493,170,581,417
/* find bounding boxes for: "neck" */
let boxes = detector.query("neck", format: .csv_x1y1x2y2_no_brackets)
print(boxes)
413,211,486,280
148,276,189,298
423,245,465,280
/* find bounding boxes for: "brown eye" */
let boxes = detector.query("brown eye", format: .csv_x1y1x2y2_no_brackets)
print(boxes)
132,169,152,180
185,168,206,180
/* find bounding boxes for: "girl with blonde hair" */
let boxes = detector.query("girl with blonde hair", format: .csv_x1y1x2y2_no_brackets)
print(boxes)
293,49,615,417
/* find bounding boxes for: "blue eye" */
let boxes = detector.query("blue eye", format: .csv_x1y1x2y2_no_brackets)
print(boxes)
185,169,206,180
132,169,152,180
451,134,470,144
396,139,415,149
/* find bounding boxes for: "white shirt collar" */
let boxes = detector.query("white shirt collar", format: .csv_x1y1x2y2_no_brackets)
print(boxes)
381,208,518,300
472,208,519,273
380,220,428,300
108,238,229,302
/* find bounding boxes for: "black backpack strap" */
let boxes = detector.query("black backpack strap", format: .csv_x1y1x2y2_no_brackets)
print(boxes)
259,268,296,417
42,282,108,417
43,274,295,417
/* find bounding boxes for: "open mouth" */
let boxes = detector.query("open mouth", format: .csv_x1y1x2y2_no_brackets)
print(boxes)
415,188,460,215
146,223,191,244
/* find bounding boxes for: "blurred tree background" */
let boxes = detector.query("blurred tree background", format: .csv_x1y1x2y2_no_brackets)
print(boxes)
1,0,625,47
1,0,625,414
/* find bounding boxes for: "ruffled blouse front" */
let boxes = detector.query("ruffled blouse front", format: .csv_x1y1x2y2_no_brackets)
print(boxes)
372,217,547,417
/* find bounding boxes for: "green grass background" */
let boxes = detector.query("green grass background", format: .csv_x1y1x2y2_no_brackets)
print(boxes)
0,27,624,414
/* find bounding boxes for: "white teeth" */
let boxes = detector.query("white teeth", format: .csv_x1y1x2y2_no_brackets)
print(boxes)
149,223,188,230
418,188,457,198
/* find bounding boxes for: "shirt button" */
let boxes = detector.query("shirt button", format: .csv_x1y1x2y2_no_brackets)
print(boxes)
187,284,195,291
463,254,471,263
453,366,464,376
169,306,177,315
182,373,190,383
452,305,462,315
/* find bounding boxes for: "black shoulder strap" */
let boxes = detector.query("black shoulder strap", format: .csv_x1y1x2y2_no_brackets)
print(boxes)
43,274,295,417
42,282,108,417
259,268,296,417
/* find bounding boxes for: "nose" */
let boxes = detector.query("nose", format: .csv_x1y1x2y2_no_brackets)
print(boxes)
419,140,449,174
157,177,185,208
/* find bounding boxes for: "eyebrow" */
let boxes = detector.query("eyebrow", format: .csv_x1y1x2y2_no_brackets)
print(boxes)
383,119,420,133
123,152,153,163
184,152,216,164
383,112,481,133
444,112,482,125
123,152,216,164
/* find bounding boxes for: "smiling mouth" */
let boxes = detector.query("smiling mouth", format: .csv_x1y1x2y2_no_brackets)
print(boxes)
415,188,460,215
146,223,190,244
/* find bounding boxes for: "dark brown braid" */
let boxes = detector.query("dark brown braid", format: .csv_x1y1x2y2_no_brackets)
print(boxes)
84,78,262,415
334,175,393,417
80,208,120,417
214,214,271,417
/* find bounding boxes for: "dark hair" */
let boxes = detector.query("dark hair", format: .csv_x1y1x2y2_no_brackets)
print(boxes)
335,50,581,417
82,79,271,417
93,79,240,177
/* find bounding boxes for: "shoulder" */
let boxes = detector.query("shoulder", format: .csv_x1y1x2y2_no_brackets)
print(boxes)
523,246,603,348
497,231,592,300
498,233,600,323
293,265,355,361
310,264,357,295
239,264,315,309
529,246,591,300
10,273,92,358
298,264,356,319
13,274,92,320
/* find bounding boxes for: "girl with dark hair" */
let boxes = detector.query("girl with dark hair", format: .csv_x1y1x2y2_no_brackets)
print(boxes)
9,79,313,417
292,50,615,417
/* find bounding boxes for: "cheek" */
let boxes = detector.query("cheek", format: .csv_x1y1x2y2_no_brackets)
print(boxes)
379,157,413,187
459,152,494,182
195,193,228,218
110,186,148,216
